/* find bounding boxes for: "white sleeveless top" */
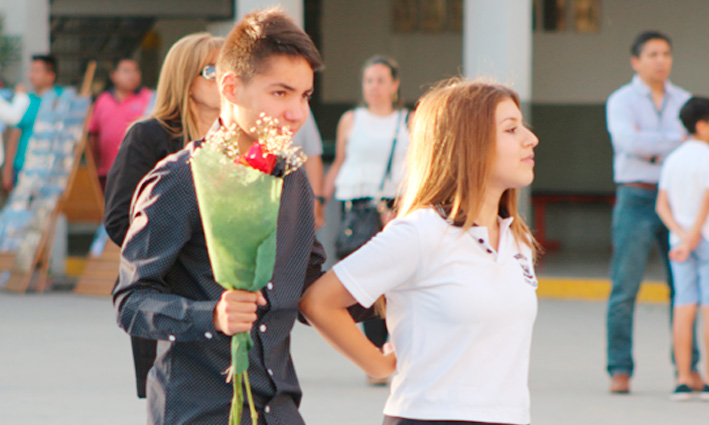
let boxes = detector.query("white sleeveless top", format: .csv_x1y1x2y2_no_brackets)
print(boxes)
334,107,410,200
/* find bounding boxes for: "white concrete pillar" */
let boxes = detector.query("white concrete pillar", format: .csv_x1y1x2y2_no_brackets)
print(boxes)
207,0,304,37
463,0,532,101
237,0,303,27
0,0,50,86
462,0,534,220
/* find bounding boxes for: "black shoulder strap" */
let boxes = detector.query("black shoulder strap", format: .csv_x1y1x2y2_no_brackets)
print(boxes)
379,109,407,192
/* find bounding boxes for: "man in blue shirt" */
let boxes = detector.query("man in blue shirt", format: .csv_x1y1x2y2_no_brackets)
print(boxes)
2,54,60,193
606,31,700,394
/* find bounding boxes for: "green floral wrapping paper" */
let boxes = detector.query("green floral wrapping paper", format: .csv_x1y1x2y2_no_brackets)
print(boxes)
191,141,283,425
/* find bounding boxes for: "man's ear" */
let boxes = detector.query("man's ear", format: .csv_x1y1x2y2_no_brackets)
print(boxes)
220,72,241,105
630,57,639,73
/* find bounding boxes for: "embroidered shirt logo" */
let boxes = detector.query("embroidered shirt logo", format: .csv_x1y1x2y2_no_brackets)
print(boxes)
514,253,538,288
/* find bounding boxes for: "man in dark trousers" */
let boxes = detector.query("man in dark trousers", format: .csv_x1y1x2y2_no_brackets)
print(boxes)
114,8,327,424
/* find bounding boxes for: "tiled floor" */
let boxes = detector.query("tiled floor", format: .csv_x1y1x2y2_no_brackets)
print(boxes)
1,292,706,425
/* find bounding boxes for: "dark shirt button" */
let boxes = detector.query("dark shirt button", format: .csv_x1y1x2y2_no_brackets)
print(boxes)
486,249,493,254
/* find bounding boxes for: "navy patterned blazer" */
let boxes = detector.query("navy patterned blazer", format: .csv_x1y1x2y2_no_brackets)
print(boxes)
113,139,325,425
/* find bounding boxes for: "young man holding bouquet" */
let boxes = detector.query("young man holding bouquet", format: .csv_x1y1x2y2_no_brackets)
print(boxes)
113,8,328,424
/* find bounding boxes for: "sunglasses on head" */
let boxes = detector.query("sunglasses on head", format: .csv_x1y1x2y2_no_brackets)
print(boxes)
200,64,216,81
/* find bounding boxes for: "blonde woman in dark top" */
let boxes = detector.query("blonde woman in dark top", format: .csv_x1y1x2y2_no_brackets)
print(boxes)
103,32,223,398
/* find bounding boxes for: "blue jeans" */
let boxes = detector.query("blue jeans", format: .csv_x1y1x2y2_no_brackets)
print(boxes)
606,185,699,376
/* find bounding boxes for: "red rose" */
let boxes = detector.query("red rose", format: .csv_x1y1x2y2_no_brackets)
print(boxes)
240,142,277,174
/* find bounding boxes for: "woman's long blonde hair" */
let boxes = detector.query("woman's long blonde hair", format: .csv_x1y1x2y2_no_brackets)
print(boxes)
398,77,538,256
151,32,224,144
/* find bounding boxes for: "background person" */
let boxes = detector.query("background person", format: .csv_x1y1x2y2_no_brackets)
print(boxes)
605,30,701,394
88,58,153,191
2,54,60,192
301,78,540,425
103,32,224,399
656,96,709,401
0,83,29,169
323,56,410,383
293,111,326,228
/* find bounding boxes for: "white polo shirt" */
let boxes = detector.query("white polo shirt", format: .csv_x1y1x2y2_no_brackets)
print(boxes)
333,208,538,424
659,139,709,245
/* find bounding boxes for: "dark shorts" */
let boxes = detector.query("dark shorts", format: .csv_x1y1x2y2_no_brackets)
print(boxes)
383,417,520,425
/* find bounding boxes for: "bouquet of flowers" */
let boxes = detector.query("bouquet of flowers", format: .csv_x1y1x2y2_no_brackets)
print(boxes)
191,114,306,425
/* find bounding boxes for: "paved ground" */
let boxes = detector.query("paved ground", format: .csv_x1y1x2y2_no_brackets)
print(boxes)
4,169,693,423
1,292,707,425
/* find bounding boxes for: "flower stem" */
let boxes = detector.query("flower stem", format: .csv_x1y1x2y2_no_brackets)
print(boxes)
243,371,258,425
229,373,243,425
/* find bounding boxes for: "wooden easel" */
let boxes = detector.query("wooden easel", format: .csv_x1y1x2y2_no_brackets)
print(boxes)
3,61,102,293
72,238,121,296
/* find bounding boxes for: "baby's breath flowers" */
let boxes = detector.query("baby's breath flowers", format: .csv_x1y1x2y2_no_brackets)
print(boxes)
204,122,242,163
251,114,307,176
203,113,307,177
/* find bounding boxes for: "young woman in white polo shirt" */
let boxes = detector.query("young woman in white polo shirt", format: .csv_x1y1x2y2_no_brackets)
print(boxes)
300,78,540,425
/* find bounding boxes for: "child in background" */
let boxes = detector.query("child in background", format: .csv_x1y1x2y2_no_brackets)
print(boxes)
656,96,709,401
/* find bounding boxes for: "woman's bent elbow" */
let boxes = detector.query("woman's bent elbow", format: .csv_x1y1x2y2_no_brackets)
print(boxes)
298,293,316,322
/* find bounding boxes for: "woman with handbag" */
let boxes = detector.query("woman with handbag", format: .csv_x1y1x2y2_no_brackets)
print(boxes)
301,78,540,425
323,55,411,385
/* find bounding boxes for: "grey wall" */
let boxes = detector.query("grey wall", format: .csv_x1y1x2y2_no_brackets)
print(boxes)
533,0,709,103
0,0,50,86
320,0,462,105
532,104,614,194
51,0,233,18
321,0,709,105
152,19,209,69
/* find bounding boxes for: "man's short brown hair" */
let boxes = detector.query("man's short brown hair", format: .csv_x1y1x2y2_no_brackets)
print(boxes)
217,7,323,83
